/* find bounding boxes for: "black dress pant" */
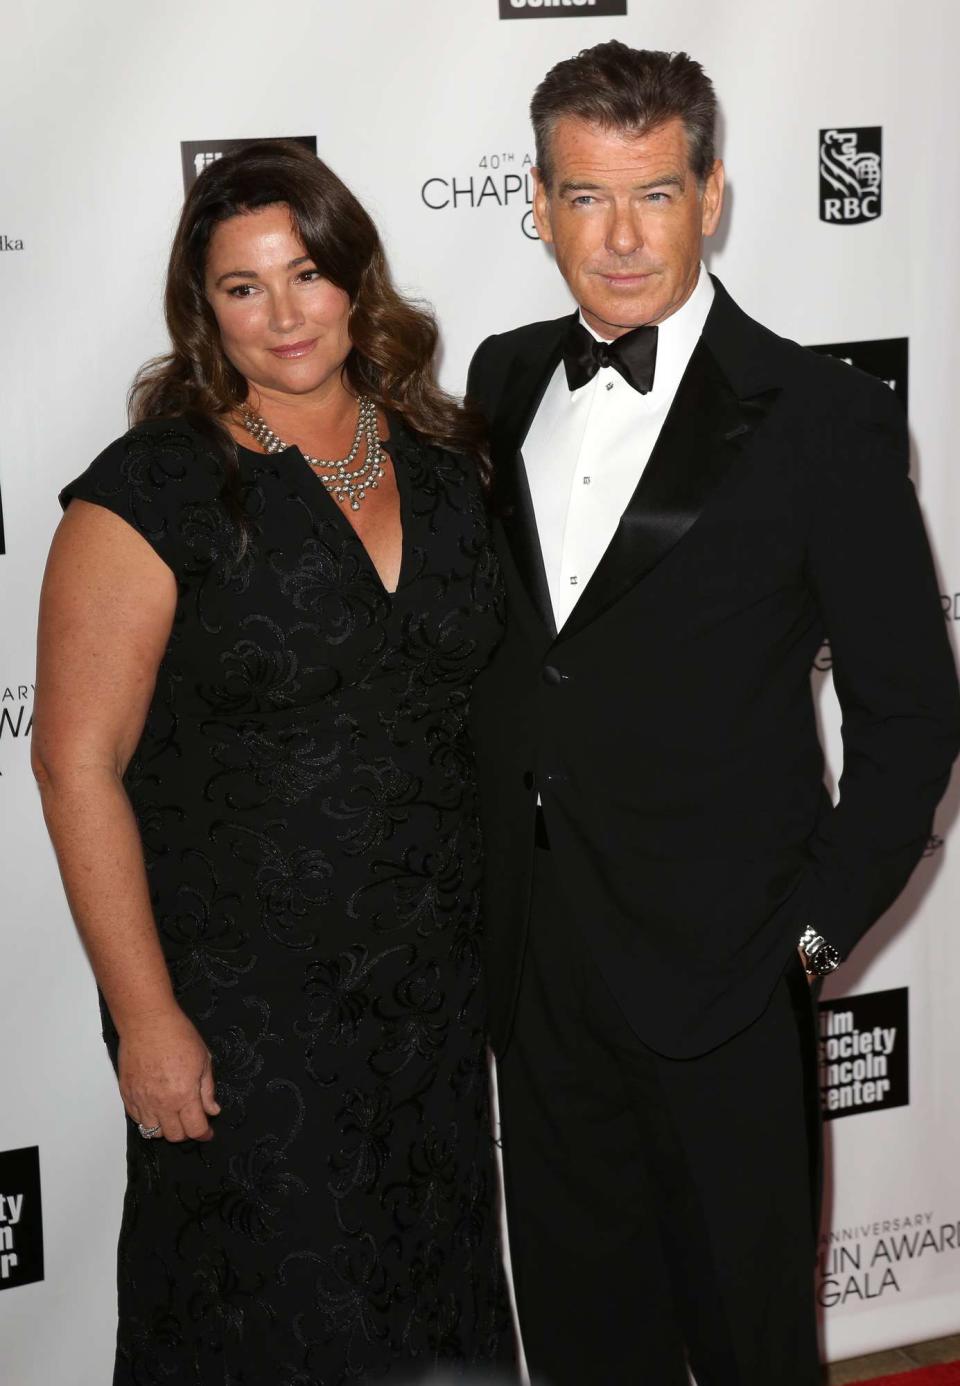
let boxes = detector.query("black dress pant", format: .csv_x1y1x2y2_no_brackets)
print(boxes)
496,841,822,1386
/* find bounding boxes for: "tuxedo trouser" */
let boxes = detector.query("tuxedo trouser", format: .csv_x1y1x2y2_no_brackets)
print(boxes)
496,841,823,1386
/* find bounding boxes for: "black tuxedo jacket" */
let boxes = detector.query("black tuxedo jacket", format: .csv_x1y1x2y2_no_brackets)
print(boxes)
467,278,960,1059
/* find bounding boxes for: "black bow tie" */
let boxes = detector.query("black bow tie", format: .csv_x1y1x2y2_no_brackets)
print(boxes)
562,317,659,395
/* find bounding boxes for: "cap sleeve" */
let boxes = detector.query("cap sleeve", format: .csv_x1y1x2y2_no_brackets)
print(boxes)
59,421,225,576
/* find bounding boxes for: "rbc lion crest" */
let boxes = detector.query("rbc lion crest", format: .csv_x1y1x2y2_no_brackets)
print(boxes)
819,127,883,224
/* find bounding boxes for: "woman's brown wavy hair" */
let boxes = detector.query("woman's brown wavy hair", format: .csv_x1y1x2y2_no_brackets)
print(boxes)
130,139,486,489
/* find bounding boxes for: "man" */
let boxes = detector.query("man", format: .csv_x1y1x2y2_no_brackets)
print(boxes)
467,42,960,1386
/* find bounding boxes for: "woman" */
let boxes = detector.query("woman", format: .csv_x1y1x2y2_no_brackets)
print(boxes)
33,140,510,1384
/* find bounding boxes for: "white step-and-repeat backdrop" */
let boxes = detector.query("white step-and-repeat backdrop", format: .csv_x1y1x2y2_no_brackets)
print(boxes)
2,2,958,1381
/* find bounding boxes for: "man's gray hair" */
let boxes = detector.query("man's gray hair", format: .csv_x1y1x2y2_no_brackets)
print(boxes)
531,41,717,189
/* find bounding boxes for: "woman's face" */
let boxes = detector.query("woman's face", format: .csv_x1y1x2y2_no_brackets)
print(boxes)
204,203,352,403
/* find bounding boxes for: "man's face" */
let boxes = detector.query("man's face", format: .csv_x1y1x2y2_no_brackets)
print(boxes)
533,115,724,339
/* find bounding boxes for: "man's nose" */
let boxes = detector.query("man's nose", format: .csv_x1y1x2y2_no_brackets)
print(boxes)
607,204,643,256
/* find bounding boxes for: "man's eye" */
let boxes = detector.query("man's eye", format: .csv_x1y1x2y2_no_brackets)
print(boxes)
646,191,670,203
572,195,596,206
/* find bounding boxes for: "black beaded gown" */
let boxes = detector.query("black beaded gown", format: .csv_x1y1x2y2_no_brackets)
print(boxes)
61,415,511,1385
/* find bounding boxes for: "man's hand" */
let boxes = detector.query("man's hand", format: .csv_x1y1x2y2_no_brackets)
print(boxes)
118,1006,220,1142
798,946,816,987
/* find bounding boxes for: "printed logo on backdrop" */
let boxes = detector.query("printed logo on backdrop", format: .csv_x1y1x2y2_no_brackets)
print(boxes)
0,232,20,559
180,136,318,193
0,681,33,775
0,1148,43,1290
422,151,540,239
499,0,628,16
818,988,908,1121
819,127,882,224
807,338,907,412
818,1207,960,1311
942,592,960,622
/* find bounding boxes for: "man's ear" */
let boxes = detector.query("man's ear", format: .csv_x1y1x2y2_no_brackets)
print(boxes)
701,159,724,237
532,168,554,245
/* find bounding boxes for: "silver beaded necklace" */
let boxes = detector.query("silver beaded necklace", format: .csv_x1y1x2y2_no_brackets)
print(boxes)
239,396,386,512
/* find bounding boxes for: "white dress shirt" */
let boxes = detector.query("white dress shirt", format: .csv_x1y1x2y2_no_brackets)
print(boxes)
524,265,715,630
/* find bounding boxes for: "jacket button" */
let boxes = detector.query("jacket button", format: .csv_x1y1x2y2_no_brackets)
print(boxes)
523,771,534,790
541,665,565,686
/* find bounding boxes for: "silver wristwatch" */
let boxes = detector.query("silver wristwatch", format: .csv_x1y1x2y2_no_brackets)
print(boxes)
798,926,841,978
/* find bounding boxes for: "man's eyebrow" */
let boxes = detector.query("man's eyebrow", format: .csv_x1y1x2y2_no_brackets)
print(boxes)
214,255,313,287
557,179,604,196
557,172,686,197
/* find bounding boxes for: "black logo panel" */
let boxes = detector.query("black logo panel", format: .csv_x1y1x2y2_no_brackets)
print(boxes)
807,337,907,412
500,0,627,17
820,127,882,224
818,989,909,1121
0,1147,44,1290
180,136,318,193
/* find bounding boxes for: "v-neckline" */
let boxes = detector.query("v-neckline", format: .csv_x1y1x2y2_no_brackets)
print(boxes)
239,423,408,599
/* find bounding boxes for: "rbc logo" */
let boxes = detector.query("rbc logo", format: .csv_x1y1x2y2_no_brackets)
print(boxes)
819,128,882,224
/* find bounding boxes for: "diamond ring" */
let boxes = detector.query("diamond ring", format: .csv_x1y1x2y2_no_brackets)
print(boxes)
137,1123,162,1140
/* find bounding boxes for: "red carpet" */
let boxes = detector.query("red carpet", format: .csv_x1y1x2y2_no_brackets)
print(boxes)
854,1364,960,1385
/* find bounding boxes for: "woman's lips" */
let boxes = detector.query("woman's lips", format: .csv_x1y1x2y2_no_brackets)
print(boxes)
268,339,317,359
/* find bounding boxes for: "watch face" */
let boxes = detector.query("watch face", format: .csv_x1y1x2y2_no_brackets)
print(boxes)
815,944,841,975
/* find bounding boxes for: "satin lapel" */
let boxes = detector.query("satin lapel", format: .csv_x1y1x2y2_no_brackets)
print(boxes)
489,332,566,638
556,339,780,645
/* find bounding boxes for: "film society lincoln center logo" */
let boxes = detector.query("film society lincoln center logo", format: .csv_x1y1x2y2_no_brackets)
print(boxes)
818,988,908,1121
499,0,628,15
820,127,882,224
0,1147,43,1290
180,136,317,193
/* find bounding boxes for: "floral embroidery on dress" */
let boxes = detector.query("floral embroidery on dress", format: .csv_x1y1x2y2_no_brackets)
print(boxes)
60,416,510,1385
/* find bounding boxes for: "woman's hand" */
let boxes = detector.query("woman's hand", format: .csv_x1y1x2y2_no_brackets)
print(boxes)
118,1006,221,1143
